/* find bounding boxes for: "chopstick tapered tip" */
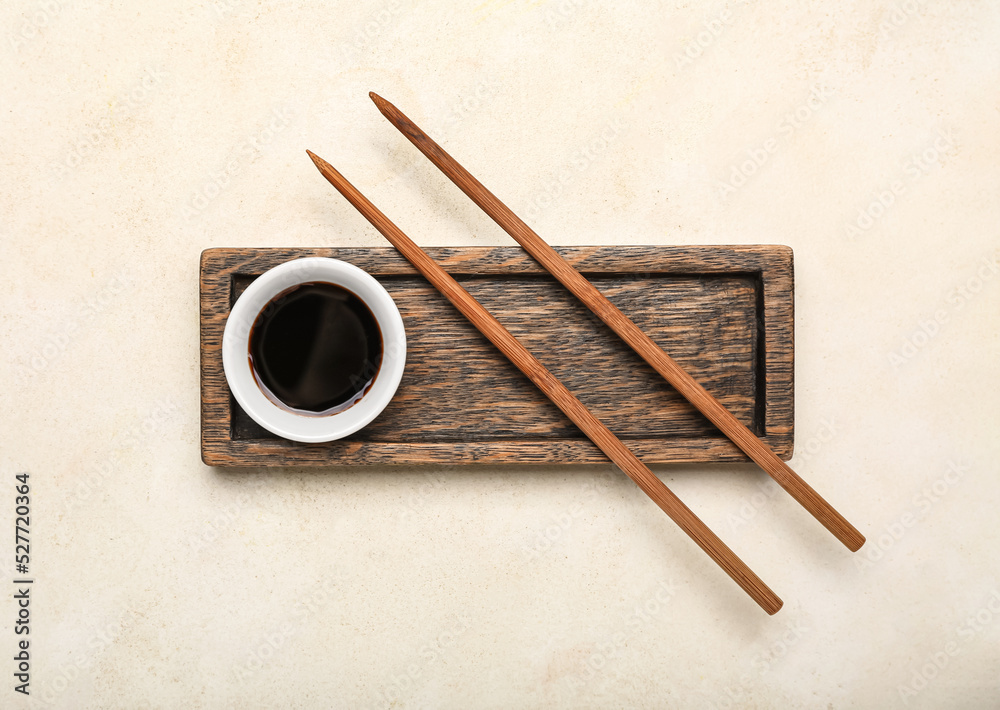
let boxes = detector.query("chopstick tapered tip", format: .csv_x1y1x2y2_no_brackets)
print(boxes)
368,91,404,125
305,149,339,186
369,92,401,122
305,148,326,169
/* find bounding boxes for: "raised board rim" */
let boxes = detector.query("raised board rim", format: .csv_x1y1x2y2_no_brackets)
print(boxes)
200,245,793,467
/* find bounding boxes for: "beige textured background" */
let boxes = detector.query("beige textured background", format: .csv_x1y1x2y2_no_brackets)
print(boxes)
2,0,999,708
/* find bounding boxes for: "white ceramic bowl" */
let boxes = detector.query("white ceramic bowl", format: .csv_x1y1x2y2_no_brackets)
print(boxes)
222,257,406,443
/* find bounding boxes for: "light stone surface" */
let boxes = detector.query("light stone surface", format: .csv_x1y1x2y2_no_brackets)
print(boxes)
2,1,999,708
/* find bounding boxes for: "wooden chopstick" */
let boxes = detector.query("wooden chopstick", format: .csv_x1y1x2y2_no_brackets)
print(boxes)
306,150,782,614
368,92,865,554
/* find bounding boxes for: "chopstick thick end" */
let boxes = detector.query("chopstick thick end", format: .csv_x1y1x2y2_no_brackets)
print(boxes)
845,529,866,552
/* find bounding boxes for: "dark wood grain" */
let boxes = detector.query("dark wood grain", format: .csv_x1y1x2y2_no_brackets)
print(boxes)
305,152,783,613
201,245,793,467
369,93,862,553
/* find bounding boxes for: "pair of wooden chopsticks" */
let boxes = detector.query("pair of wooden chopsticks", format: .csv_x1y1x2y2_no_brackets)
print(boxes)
307,93,864,614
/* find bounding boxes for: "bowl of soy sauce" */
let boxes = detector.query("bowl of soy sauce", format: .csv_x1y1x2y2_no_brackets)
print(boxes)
222,257,406,442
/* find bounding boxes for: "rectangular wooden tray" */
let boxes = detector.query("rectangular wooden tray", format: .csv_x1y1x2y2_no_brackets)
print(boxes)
200,246,793,466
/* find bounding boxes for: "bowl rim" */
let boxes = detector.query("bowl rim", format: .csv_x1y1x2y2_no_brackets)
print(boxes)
222,257,406,443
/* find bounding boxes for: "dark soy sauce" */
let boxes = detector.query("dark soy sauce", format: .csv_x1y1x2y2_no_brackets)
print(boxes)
249,281,383,415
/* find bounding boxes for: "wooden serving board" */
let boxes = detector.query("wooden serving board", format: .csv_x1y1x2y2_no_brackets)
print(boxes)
200,246,793,467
